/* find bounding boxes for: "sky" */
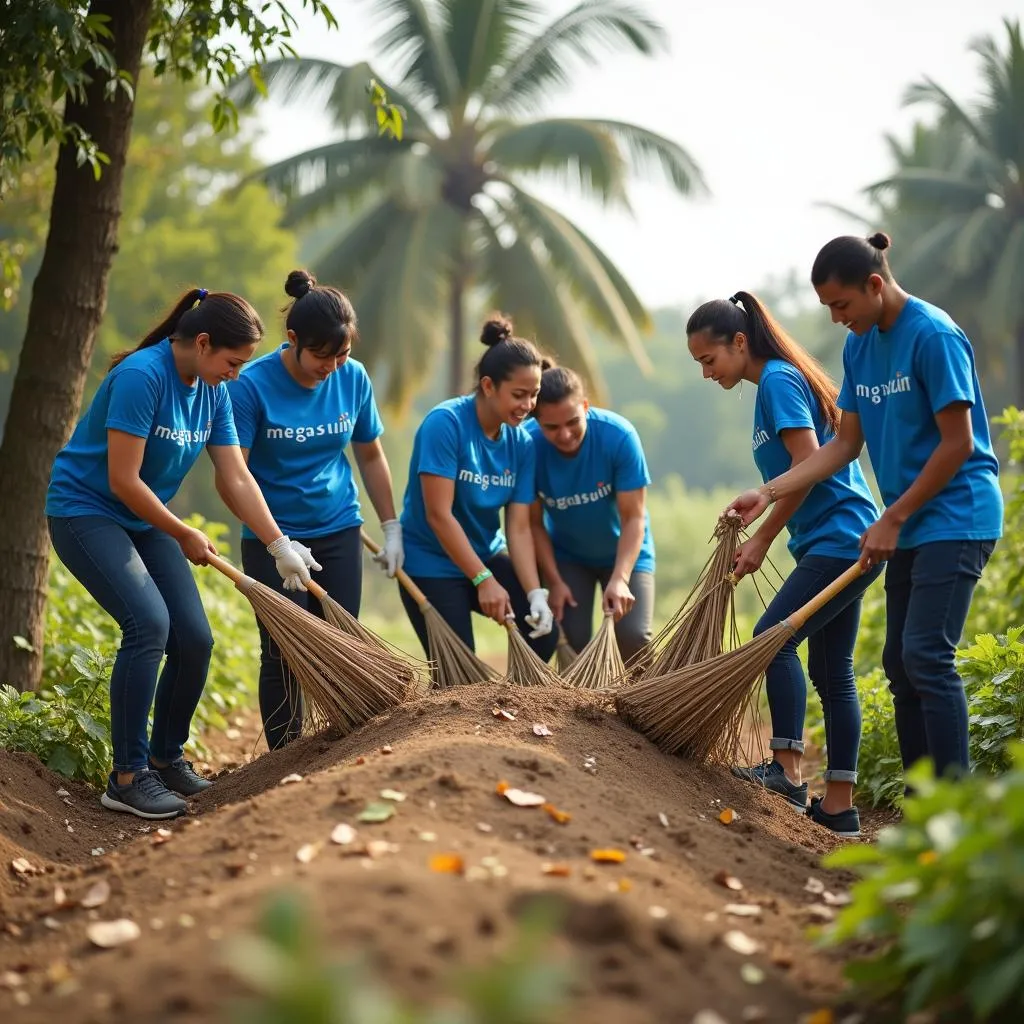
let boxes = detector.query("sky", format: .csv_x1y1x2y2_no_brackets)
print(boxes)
252,0,1017,313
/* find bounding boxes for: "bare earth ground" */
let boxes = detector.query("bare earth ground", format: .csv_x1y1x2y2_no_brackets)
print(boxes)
1,682,874,1024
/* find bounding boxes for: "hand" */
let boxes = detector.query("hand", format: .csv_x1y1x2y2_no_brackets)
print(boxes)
732,535,770,580
289,539,322,573
267,535,317,592
371,519,404,578
602,575,635,620
726,488,770,527
525,587,554,638
477,576,514,623
547,579,577,623
178,526,217,566
859,514,899,569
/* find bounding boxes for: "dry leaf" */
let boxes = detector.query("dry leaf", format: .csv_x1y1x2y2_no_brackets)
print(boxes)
476,822,493,833
279,773,304,786
804,876,825,894
714,869,744,891
648,905,669,919
381,744,393,755
590,848,627,864
616,878,633,893
805,904,835,922
658,812,670,828
541,862,571,877
492,706,516,721
379,789,407,802
55,787,70,798
725,904,762,918
532,723,553,737
354,756,366,766
295,843,321,864
53,884,69,908
152,827,173,846
81,879,111,909
358,802,396,823
365,841,399,859
0,970,22,990
770,944,794,969
429,853,465,875
11,858,38,877
503,788,546,807
740,963,765,985
87,919,141,949
718,808,738,825
822,890,851,907
723,930,763,956
495,780,510,796
330,824,357,846
417,831,437,842
542,803,571,824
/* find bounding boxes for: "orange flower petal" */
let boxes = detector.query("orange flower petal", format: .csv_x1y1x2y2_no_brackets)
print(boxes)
590,848,627,864
495,780,509,796
429,853,465,875
718,808,737,825
541,862,571,877
542,803,572,824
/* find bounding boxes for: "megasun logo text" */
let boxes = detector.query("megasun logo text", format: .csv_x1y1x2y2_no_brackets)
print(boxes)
856,374,912,405
265,413,352,444
539,482,613,511
153,425,212,448
458,468,515,491
752,428,770,451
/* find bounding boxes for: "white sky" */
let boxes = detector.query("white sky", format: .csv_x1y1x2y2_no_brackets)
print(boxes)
253,0,1018,311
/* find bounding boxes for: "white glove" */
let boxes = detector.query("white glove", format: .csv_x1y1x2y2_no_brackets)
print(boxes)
524,587,554,639
371,519,404,578
267,536,320,592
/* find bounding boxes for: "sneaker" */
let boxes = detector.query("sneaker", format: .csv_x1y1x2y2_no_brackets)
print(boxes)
731,758,809,812
100,769,187,820
153,758,212,797
807,796,861,838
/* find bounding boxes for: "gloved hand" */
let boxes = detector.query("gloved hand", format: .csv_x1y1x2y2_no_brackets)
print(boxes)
267,535,320,591
524,587,554,639
371,519,404,578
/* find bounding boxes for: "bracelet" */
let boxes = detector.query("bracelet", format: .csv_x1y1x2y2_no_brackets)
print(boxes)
471,569,493,587
765,483,777,504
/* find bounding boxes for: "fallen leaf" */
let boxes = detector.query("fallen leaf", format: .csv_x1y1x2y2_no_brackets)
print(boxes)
590,848,627,864
495,780,510,796
429,853,465,875
714,869,744,891
11,858,37,877
542,802,571,824
503,788,546,807
0,970,22,990
42,916,61,930
53,884,70,908
55,788,70,798
381,744,393,755
476,822,493,833
151,827,173,846
379,789,406,802
279,773,303,786
178,914,195,929
658,812,670,828
723,930,763,956
81,879,111,909
532,723,553,737
649,905,669,919
541,862,571,877
617,878,633,893
718,808,738,825
725,904,762,918
365,841,399,859
224,727,241,741
87,919,141,949
492,706,516,721
330,824,357,846
804,876,825,894
417,831,437,842
354,756,366,766
805,904,835,922
358,802,395,823
295,843,321,864
770,944,794,969
740,963,765,985
822,890,852,907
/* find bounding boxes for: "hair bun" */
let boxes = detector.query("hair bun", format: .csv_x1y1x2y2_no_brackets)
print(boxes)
867,232,891,252
480,316,513,348
285,269,316,299
540,357,556,373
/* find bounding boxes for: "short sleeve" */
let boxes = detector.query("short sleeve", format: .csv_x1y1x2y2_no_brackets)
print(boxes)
760,367,815,432
511,432,536,505
837,340,858,413
612,423,652,492
226,377,259,448
417,409,461,480
352,369,385,443
915,331,976,414
105,368,161,438
209,384,239,447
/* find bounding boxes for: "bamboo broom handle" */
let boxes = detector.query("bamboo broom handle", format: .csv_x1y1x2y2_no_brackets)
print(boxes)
207,551,332,601
360,529,431,610
784,562,865,633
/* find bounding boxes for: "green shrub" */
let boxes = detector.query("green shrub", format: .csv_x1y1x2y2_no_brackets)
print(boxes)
959,628,1024,775
823,746,1024,1023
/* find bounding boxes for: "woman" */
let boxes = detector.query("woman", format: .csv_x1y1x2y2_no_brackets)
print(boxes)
728,232,1002,792
46,289,317,820
225,270,402,749
527,364,655,663
399,316,556,663
688,290,882,837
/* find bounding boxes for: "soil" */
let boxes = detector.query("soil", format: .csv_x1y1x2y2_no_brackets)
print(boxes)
1,682,870,1024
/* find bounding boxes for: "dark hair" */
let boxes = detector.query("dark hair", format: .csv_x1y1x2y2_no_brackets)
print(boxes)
686,290,840,434
109,289,264,370
811,232,893,288
536,364,585,409
475,314,544,390
283,268,358,357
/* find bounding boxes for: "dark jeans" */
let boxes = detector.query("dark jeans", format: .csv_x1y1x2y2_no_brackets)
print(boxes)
882,540,994,778
48,515,214,774
400,552,558,665
556,563,654,663
241,525,363,750
755,554,883,783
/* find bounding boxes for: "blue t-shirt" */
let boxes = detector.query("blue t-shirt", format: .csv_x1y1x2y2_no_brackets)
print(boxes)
837,297,1003,548
228,345,383,539
753,360,878,560
526,407,656,573
401,395,536,578
46,339,238,530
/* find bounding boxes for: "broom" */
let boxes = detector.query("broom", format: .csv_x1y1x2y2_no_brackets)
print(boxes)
360,531,499,690
617,563,865,764
205,554,422,734
555,625,579,672
561,611,626,690
302,578,389,650
503,618,562,687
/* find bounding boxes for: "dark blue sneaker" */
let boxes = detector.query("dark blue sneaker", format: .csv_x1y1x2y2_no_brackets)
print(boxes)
100,769,187,820
153,758,212,796
807,796,861,838
731,758,809,812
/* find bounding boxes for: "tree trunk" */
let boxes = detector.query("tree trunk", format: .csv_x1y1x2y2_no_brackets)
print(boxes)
0,0,153,692
448,270,465,397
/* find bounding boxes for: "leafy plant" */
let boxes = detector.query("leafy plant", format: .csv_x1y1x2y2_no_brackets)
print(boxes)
823,746,1024,1023
960,628,1024,775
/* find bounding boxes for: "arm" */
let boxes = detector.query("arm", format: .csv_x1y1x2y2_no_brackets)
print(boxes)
529,501,576,621
507,501,553,637
207,444,285,546
603,488,647,618
352,439,398,522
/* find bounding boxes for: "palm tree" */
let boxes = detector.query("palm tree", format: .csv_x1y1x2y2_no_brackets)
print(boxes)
236,0,706,405
861,19,1024,403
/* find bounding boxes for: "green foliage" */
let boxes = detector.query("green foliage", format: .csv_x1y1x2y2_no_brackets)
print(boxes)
223,888,573,1024
959,629,1024,776
823,747,1024,1023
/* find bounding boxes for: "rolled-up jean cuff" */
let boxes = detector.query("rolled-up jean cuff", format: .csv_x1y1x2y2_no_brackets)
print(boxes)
768,737,805,753
823,769,858,783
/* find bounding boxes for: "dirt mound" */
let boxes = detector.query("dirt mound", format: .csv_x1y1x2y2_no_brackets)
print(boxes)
1,684,857,1023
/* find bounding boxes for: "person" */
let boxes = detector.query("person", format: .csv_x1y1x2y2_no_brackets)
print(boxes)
399,315,556,665
46,289,318,820
728,232,1002,792
688,291,882,837
526,364,655,664
223,270,402,749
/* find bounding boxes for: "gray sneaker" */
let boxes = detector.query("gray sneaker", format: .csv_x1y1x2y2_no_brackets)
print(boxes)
807,796,861,838
731,758,809,812
101,769,187,819
153,758,212,797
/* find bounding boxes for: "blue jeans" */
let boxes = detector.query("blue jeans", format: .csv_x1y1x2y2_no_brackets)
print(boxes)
882,540,994,778
48,516,213,773
755,554,882,782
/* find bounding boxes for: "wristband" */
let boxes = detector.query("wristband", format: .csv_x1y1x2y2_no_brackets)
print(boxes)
471,569,493,587
765,483,777,504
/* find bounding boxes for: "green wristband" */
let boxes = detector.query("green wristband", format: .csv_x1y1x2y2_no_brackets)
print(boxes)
471,569,493,587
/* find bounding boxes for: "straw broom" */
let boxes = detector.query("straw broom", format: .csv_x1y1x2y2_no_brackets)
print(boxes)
555,625,579,672
205,554,423,734
562,611,625,690
617,563,865,764
360,531,499,690
503,618,562,687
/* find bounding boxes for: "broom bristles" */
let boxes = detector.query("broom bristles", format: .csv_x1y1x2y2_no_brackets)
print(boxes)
555,627,579,672
503,623,562,687
423,604,500,689
562,614,625,690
